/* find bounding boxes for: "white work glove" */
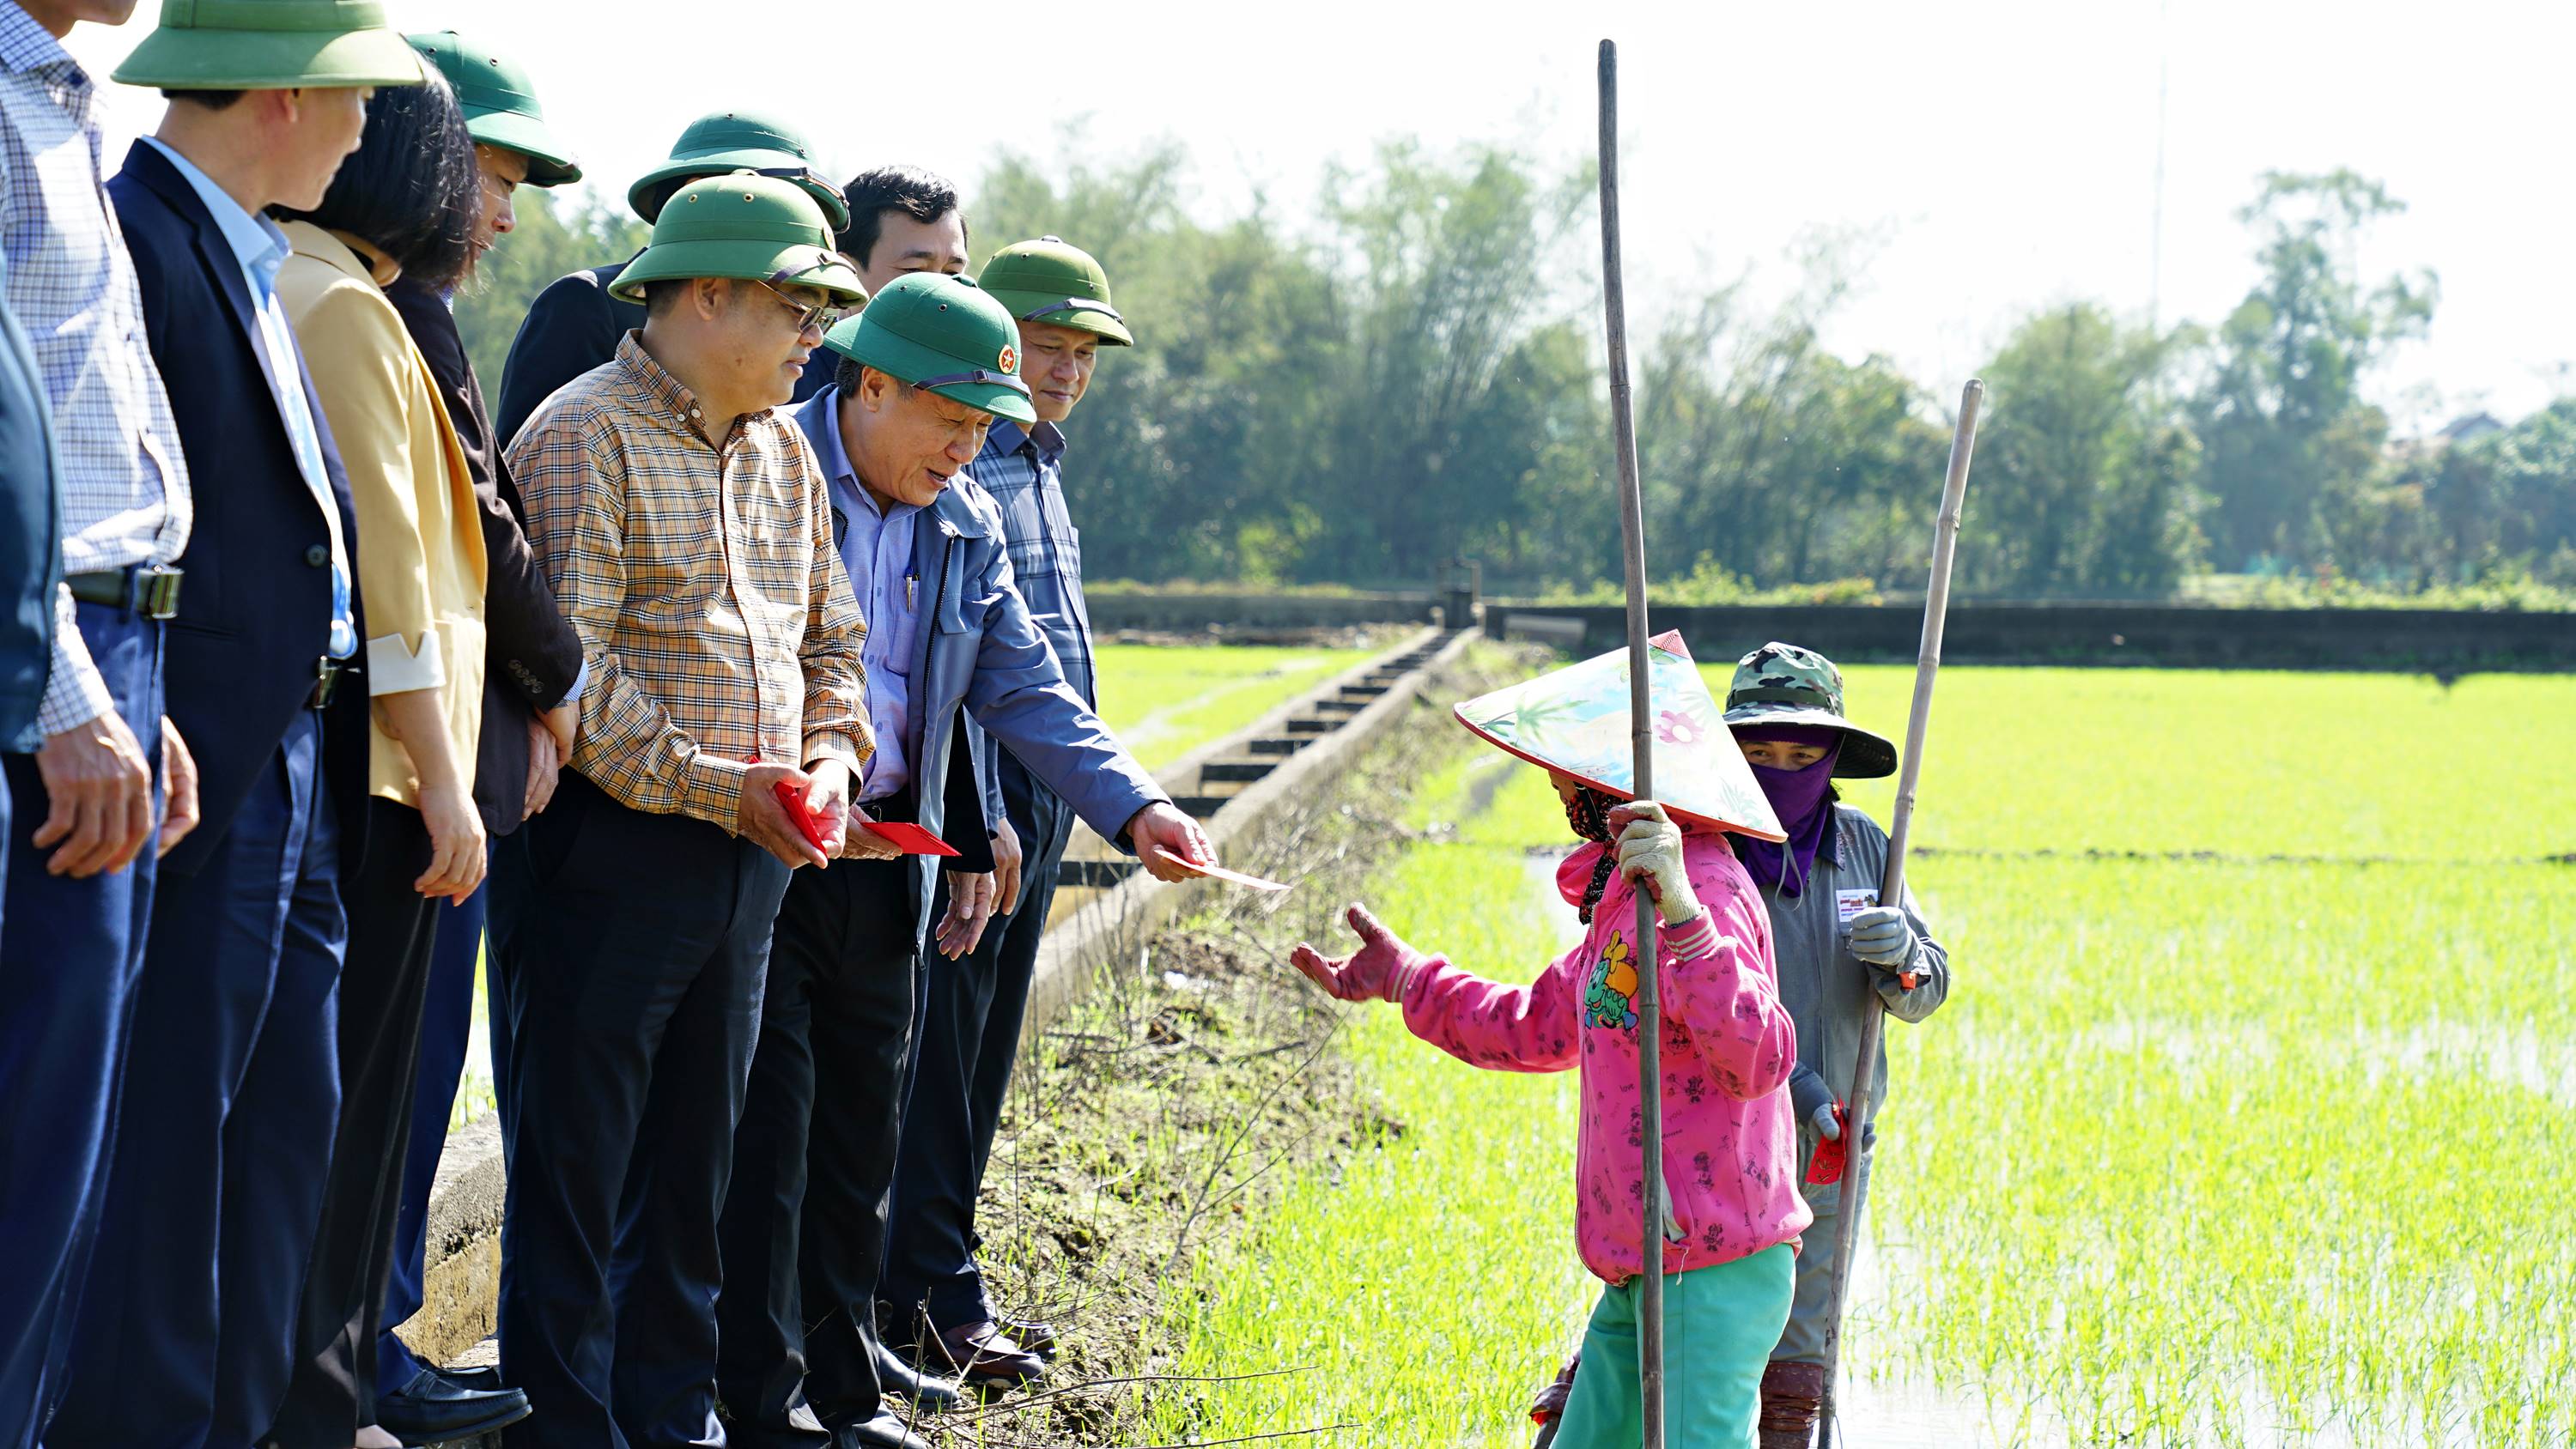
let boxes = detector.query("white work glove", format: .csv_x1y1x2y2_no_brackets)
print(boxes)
1607,801,1702,927
1847,906,1917,968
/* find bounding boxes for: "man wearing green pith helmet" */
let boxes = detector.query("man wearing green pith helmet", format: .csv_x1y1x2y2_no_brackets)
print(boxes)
498,171,872,1449
879,236,1136,1385
493,110,850,447
715,271,1209,1446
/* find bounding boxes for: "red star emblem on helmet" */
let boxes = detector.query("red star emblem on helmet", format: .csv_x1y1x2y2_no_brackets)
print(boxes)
998,344,1018,373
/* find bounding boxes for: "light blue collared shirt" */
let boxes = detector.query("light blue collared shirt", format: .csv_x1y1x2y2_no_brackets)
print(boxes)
811,389,921,803
139,136,353,660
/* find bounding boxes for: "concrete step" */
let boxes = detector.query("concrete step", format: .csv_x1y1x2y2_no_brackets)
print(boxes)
1200,760,1275,784
1246,737,1309,755
1285,718,1333,735
1170,795,1231,819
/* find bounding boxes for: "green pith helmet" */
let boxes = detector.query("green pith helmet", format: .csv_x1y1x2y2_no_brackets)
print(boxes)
113,0,425,90
627,111,848,228
1721,641,1899,779
976,234,1132,346
607,173,865,306
821,273,1036,426
405,31,580,187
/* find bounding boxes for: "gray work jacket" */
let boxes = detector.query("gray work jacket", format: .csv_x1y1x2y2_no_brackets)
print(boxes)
1765,804,1951,1212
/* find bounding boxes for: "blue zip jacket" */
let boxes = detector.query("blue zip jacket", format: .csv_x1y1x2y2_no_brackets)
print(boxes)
793,387,1165,940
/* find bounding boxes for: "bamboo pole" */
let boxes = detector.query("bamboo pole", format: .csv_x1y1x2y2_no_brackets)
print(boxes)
1595,37,1668,1448
1816,379,1984,1447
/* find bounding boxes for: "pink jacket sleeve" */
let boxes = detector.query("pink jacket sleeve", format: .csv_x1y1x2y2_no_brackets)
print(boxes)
1660,861,1798,1101
1397,949,1586,1075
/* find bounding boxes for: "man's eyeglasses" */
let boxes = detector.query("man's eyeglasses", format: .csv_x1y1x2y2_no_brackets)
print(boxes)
752,276,848,336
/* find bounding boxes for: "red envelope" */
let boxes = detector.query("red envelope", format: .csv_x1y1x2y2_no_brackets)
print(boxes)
859,821,962,857
771,779,835,854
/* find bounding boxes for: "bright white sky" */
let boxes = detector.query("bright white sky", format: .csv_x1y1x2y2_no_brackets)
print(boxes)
67,0,2573,433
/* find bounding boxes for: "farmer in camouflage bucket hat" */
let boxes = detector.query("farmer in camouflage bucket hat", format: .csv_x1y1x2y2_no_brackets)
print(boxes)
1719,640,1953,1448
1722,640,1899,779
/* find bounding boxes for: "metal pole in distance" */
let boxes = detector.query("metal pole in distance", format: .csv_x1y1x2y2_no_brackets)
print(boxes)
1595,36,1667,1449
1816,379,1984,1447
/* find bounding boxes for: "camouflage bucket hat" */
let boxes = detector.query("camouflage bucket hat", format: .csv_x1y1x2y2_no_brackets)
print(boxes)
1722,641,1899,779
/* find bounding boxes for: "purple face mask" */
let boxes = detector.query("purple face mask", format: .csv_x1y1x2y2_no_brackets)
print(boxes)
1735,727,1843,896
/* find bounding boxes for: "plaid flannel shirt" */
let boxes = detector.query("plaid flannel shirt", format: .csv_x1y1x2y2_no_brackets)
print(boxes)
505,332,869,828
0,2,191,733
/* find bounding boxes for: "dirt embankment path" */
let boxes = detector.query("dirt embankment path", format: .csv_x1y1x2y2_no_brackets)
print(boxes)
896,649,1530,1446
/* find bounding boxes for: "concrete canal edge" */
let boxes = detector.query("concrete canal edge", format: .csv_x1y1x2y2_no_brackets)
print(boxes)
397,626,1479,1367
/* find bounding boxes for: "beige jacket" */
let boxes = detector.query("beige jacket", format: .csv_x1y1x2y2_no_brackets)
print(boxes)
277,222,486,808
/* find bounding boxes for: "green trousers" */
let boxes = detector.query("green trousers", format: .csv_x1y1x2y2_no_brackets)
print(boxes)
1554,1244,1796,1449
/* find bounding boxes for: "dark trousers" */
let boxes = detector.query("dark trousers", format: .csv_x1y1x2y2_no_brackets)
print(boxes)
53,709,343,1449
0,606,161,1449
492,774,788,1449
270,799,442,1446
716,856,921,1434
882,784,1070,1326
376,884,488,1398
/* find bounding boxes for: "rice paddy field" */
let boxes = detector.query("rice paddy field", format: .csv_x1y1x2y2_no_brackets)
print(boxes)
1150,664,2576,1446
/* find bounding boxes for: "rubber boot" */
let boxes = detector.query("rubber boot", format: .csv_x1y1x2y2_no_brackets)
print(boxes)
1759,1360,1826,1449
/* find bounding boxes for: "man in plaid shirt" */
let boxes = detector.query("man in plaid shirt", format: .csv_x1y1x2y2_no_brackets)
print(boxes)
495,173,874,1449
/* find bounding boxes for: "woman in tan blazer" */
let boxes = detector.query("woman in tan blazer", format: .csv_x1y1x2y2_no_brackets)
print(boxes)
267,70,491,1449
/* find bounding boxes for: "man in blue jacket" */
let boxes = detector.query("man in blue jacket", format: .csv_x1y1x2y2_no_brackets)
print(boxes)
879,237,1134,1384
715,274,1213,1449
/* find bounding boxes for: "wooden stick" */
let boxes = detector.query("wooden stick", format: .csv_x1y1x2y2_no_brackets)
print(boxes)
1595,36,1668,1449
1817,379,1984,1446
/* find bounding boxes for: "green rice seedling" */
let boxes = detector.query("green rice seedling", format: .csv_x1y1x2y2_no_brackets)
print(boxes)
1875,856,2576,1446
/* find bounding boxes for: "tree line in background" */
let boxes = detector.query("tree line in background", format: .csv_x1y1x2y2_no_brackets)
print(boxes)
455,147,2576,607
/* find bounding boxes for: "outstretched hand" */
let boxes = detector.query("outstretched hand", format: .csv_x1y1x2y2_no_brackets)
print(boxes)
1288,903,1425,1003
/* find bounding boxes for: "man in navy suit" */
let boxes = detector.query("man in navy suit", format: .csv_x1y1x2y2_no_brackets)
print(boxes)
47,7,427,1448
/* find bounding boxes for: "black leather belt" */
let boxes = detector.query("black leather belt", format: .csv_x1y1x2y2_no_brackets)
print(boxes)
65,564,182,620
307,656,351,710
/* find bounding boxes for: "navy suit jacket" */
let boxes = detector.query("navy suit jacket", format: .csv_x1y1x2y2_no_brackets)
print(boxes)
110,141,371,877
0,270,60,752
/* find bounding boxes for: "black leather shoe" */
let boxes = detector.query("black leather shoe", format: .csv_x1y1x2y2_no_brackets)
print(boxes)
376,1369,532,1446
440,1363,504,1393
997,1313,1058,1360
870,1340,960,1410
832,1411,930,1449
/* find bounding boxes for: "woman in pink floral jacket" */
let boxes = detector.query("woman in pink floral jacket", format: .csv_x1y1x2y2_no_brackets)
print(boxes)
1292,772,1807,1447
